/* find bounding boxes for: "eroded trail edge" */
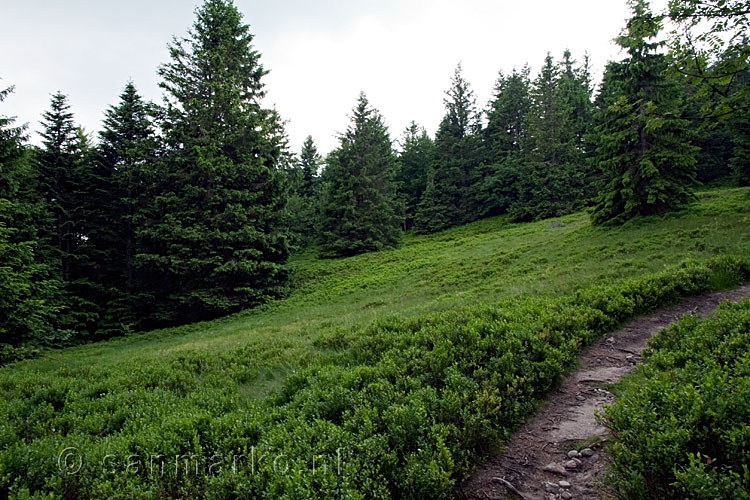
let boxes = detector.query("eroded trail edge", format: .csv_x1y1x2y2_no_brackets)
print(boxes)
460,284,750,500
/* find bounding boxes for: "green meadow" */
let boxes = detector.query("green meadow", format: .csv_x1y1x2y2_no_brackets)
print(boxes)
2,187,749,499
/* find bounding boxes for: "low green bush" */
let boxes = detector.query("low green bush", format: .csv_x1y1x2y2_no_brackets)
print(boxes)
2,256,747,499
605,298,750,499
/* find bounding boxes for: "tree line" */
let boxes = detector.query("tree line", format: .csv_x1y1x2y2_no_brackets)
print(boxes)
1,0,748,354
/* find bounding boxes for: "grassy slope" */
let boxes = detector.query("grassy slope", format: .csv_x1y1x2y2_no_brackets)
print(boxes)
1,187,749,498
8,188,750,393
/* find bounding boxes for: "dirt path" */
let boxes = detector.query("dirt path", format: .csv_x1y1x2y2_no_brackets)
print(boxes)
459,285,750,500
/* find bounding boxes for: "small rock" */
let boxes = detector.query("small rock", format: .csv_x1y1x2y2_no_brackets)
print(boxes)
564,459,578,470
562,491,573,500
575,395,586,401
543,462,568,476
580,448,594,457
547,494,557,500
558,480,571,489
606,337,615,344
573,457,582,466
549,220,565,228
543,481,560,494
567,450,579,459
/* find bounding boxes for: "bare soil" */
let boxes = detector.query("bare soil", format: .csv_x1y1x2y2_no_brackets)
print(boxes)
459,285,750,500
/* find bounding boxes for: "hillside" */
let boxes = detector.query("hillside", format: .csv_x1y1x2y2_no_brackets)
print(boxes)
1,187,749,499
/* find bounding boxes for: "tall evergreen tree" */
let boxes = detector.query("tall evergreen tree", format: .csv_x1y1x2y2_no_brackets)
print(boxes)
37,92,78,283
591,0,698,225
320,92,400,256
510,53,585,221
84,82,160,331
0,84,60,347
298,135,321,198
485,66,531,161
36,93,100,333
139,0,290,324
478,67,532,217
560,50,595,151
416,64,484,232
287,135,322,247
396,122,434,229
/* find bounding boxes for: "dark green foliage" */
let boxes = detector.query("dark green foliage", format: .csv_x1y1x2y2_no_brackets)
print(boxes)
667,1,750,185
36,93,101,335
396,122,434,229
0,85,60,348
560,50,598,191
473,160,521,219
320,93,400,256
605,297,750,499
686,84,736,183
86,82,160,332
477,67,530,217
590,0,698,225
694,121,735,184
138,0,290,324
416,65,484,232
668,0,750,119
480,53,594,223
66,128,105,335
298,135,321,199
560,50,595,151
730,108,750,185
287,135,322,247
669,13,750,185
510,53,589,221
723,63,750,186
36,92,79,284
485,66,531,160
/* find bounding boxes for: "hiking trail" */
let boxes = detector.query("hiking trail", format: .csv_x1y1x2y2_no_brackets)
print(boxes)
460,285,750,500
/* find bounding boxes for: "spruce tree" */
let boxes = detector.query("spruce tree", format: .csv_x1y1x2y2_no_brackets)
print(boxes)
479,67,531,217
298,136,321,198
287,135,321,247
396,122,434,229
36,93,100,334
37,92,78,283
140,0,290,324
0,85,60,346
416,64,484,232
591,0,698,225
68,127,106,335
85,82,160,331
560,50,595,151
485,67,531,161
320,92,400,256
510,53,585,221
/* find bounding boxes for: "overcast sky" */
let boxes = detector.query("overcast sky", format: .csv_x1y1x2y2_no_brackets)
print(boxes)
1,0,669,156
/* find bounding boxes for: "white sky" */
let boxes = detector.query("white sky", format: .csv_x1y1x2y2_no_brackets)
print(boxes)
1,0,669,156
